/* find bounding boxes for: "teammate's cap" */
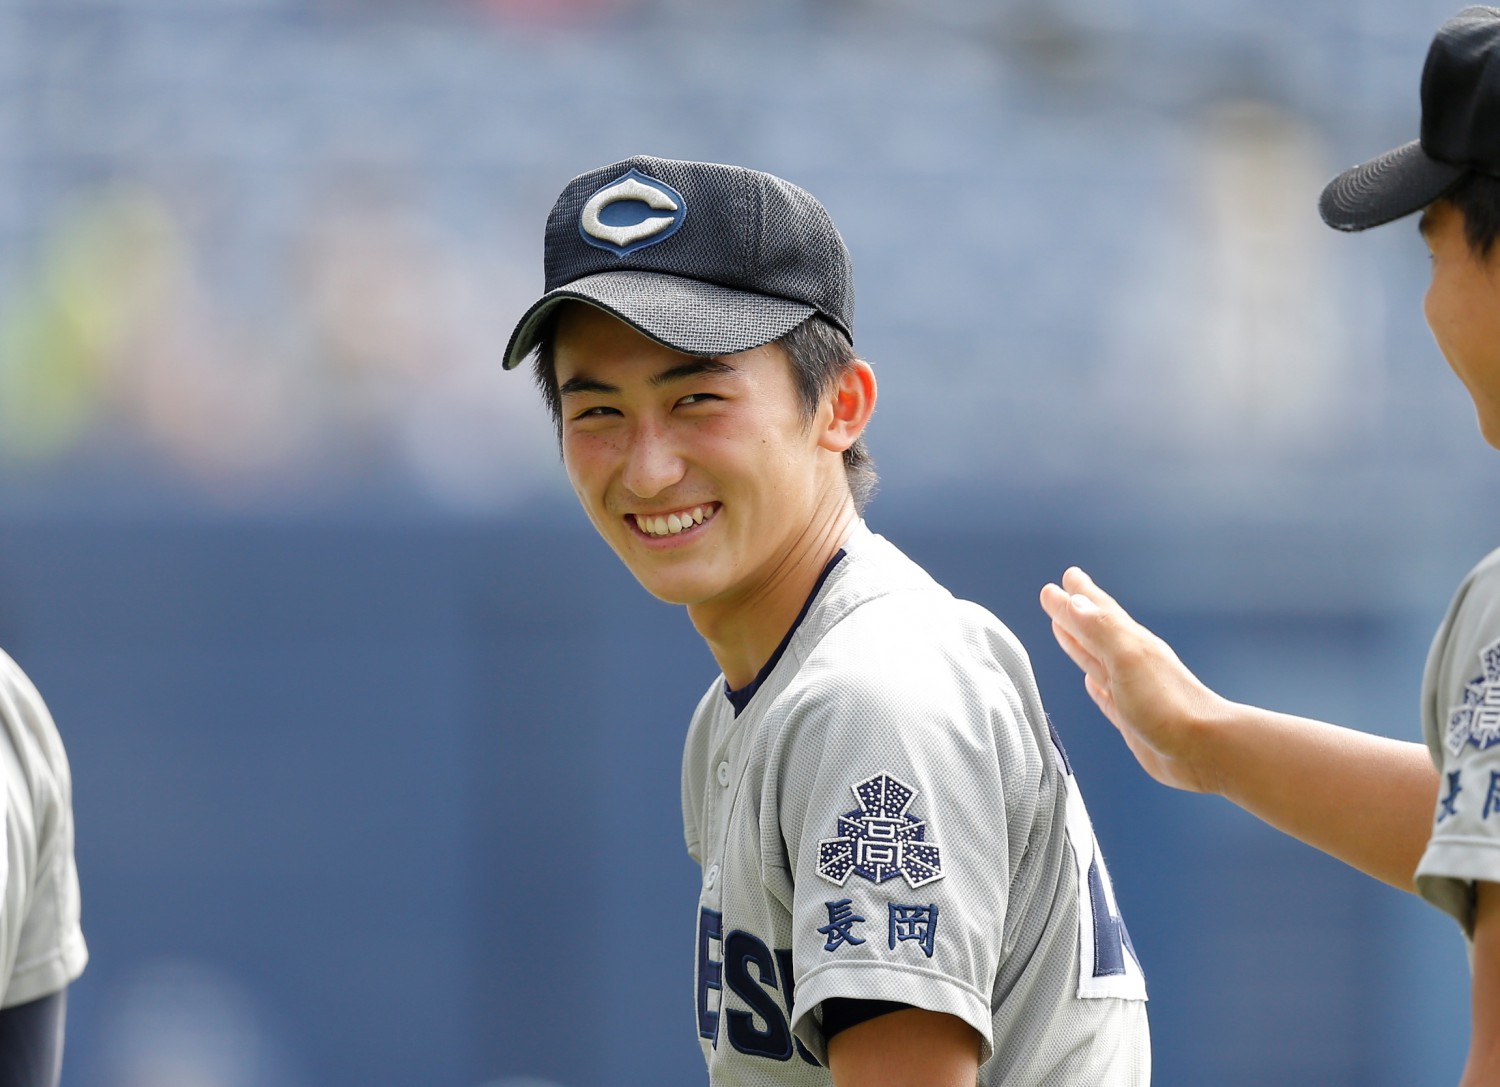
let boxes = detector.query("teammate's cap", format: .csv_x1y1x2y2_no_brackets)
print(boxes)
1320,6,1500,231
502,155,853,370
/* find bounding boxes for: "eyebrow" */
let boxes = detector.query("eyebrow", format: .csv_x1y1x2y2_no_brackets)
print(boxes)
558,357,738,398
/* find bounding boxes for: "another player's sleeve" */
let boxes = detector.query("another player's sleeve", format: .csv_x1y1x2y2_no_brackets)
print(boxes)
764,609,1043,1067
1416,551,1500,934
0,654,87,1008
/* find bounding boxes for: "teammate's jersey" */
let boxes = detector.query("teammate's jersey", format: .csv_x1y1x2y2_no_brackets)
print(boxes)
1417,546,1500,933
682,523,1148,1086
0,650,87,1006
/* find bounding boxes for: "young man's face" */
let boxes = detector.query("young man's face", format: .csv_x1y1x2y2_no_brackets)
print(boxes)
550,303,848,616
1422,199,1500,447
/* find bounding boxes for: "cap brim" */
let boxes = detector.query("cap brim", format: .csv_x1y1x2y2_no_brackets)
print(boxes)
1319,139,1467,231
502,271,816,369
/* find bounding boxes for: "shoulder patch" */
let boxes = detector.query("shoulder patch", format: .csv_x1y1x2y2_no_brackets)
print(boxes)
816,773,944,889
1446,636,1500,755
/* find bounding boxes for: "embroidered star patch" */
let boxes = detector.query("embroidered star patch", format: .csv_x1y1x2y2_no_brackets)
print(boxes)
1447,637,1500,756
816,773,944,889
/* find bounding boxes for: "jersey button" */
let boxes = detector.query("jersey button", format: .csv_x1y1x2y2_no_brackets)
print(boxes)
705,863,720,890
716,761,731,786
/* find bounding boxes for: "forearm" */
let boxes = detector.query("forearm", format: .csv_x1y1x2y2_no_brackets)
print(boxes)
1199,700,1438,892
1460,882,1500,1086
827,1008,979,1087
1043,569,1442,892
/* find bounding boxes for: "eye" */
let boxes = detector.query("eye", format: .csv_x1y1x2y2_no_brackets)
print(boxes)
571,405,621,420
677,392,721,407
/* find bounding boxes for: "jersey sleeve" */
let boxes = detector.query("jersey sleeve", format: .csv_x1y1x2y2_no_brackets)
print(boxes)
0,653,87,1007
1416,551,1500,934
765,614,1044,1067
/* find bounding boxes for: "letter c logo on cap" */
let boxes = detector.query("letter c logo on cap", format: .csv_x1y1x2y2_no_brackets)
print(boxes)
579,169,686,255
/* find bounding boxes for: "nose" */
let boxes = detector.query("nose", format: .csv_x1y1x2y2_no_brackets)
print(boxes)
621,417,687,499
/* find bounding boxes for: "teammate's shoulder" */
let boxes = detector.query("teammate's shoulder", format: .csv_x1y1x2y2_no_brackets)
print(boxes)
0,646,74,792
1464,546,1500,588
0,648,44,712
1444,546,1500,624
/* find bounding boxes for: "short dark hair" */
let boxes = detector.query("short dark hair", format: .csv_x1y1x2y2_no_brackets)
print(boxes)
1446,171,1500,258
778,315,879,513
531,309,878,512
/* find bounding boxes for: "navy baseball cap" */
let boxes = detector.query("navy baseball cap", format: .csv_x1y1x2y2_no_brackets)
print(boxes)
1321,6,1500,231
502,155,854,369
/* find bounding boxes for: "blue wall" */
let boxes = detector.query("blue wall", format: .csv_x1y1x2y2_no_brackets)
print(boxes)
0,509,1471,1085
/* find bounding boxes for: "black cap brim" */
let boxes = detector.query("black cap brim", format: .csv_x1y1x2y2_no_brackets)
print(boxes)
1319,138,1468,231
502,270,816,370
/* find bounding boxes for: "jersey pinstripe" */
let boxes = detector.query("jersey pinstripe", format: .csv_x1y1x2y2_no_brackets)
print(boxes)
683,523,1148,1085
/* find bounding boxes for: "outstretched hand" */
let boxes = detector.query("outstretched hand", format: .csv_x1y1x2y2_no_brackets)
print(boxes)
1039,567,1229,795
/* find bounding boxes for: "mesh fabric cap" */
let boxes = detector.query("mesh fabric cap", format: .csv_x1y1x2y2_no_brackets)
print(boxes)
503,155,854,368
1319,140,1466,232
1320,5,1500,231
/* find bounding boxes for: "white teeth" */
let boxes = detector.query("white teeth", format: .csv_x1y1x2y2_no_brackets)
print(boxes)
635,505,716,537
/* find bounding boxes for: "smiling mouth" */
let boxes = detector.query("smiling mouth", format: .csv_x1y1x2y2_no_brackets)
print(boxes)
632,504,718,538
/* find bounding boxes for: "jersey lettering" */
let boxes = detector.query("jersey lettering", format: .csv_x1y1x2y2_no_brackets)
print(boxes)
1087,855,1130,977
1050,722,1147,1000
697,908,723,1040
696,917,820,1065
724,930,793,1060
774,948,820,1065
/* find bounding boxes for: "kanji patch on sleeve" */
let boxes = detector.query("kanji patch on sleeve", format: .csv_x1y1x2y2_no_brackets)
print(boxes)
815,773,944,888
817,899,868,952
1447,636,1500,755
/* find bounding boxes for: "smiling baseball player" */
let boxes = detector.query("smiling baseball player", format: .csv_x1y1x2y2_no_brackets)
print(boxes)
504,156,1147,1085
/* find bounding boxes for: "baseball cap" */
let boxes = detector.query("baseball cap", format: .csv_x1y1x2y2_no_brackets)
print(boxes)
502,155,854,370
1320,6,1500,231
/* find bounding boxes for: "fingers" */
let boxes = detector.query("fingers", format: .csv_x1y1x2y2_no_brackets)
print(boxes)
1039,581,1093,656
1042,574,1112,652
1060,566,1121,612
1049,617,1107,688
1041,582,1114,695
1048,567,1145,662
1040,580,1103,626
1038,581,1072,624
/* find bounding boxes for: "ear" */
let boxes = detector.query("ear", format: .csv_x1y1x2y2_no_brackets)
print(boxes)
818,359,877,454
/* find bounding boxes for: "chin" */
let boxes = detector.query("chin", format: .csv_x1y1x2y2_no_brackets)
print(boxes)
634,580,713,607
621,564,716,606
1478,410,1500,451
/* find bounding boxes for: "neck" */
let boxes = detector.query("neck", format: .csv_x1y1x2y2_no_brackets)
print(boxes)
689,500,858,691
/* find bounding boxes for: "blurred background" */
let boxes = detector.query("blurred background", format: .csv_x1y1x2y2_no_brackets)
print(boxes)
0,0,1493,1083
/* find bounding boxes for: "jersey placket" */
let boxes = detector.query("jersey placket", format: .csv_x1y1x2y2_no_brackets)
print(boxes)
701,715,753,910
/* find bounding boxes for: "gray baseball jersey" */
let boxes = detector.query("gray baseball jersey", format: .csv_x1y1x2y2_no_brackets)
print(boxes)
1417,547,1500,933
683,523,1148,1086
0,649,87,1006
